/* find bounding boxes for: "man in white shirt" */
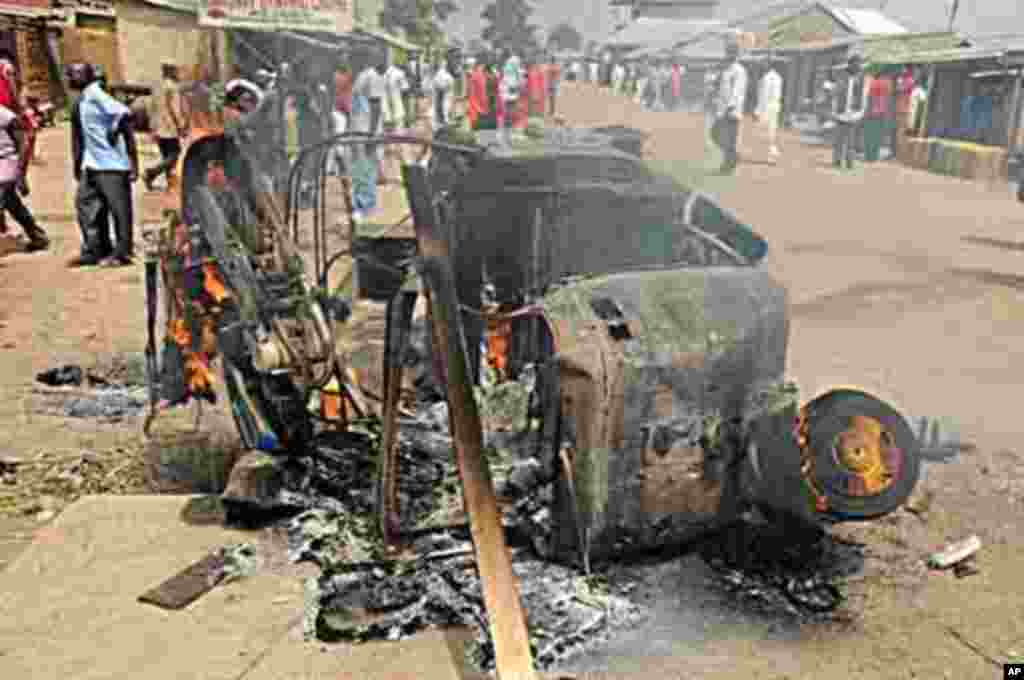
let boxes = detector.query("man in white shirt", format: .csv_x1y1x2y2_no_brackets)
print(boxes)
350,53,387,220
611,61,625,95
756,58,784,157
381,59,410,178
383,60,410,132
831,53,868,170
713,38,748,175
428,58,455,132
909,80,928,135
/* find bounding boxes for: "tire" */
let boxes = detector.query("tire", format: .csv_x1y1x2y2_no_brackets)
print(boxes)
801,389,921,521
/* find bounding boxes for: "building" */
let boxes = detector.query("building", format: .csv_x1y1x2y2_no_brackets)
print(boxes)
58,0,124,88
740,2,915,123
870,33,1024,180
114,0,202,88
0,0,63,102
605,0,723,55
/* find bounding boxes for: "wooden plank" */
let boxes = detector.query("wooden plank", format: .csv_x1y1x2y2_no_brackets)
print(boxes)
138,550,228,610
403,164,538,680
378,291,416,547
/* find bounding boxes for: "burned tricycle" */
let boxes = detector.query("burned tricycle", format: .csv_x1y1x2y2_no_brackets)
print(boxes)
140,103,922,675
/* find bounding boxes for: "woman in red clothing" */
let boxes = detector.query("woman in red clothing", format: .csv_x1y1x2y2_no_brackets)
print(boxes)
864,68,894,162
892,66,915,152
526,59,547,118
670,62,682,111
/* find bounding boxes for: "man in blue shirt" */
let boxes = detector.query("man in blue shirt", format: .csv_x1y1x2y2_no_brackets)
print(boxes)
67,63,139,267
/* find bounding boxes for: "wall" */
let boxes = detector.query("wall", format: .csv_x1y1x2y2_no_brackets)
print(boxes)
61,12,124,84
114,0,200,89
354,0,382,30
15,23,50,97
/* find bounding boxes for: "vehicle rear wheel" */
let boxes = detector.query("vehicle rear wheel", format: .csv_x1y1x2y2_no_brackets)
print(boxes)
801,389,921,521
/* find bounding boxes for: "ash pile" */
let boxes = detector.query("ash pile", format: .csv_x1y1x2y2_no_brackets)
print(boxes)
32,358,149,421
274,387,647,672
246,374,861,673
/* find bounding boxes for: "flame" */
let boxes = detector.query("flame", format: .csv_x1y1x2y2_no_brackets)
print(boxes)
185,353,216,394
202,263,228,303
486,318,512,377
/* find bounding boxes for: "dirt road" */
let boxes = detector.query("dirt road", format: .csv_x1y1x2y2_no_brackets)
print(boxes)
2,86,1023,679
555,82,1024,679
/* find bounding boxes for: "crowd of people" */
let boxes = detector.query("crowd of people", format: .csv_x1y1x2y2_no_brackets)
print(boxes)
581,36,931,176
462,51,562,135
0,35,941,272
3,45,463,268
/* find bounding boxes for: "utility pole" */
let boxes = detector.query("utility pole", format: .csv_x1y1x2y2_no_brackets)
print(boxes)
947,0,960,32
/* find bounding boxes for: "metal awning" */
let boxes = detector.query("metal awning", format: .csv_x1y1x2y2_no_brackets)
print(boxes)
354,25,422,53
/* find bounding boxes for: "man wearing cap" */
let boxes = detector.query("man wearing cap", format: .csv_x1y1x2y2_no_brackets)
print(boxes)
143,62,184,191
831,53,868,170
712,37,748,175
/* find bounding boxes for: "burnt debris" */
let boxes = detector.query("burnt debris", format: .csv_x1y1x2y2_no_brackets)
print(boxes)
261,397,864,672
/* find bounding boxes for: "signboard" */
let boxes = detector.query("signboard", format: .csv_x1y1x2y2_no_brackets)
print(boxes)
199,0,353,34
144,0,201,13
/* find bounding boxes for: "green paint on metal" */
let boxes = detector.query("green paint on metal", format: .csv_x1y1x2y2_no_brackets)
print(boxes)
764,11,847,48
542,271,743,359
573,445,611,532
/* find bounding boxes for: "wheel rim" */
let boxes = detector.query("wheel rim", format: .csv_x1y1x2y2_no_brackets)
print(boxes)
830,415,899,496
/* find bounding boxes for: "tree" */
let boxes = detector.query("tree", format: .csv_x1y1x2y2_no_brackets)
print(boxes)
547,22,582,53
480,0,540,56
379,0,459,51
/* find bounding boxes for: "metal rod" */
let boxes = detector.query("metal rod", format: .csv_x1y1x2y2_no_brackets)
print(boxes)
403,164,537,680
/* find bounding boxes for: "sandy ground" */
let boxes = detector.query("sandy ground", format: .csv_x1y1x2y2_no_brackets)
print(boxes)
1,85,1023,679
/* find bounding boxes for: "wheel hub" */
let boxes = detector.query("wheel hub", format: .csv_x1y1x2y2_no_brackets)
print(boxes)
832,415,895,496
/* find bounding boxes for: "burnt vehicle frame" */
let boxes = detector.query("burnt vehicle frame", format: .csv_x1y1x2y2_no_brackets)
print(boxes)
146,119,923,580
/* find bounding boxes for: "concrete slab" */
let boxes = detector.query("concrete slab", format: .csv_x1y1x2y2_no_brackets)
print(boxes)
0,495,469,680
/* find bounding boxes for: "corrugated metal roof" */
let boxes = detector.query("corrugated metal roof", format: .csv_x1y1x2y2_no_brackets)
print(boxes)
866,33,1024,65
605,17,724,48
822,6,907,35
961,33,1024,52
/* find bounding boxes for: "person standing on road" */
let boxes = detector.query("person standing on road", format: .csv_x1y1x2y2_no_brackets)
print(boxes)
325,63,353,176
863,66,893,162
500,52,523,140
143,62,184,192
546,55,561,117
892,66,915,154
831,54,868,170
0,102,48,252
0,50,47,250
382,57,410,180
526,58,547,118
611,60,625,95
349,51,386,223
756,58,784,158
712,38,748,175
428,56,455,132
67,63,139,268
